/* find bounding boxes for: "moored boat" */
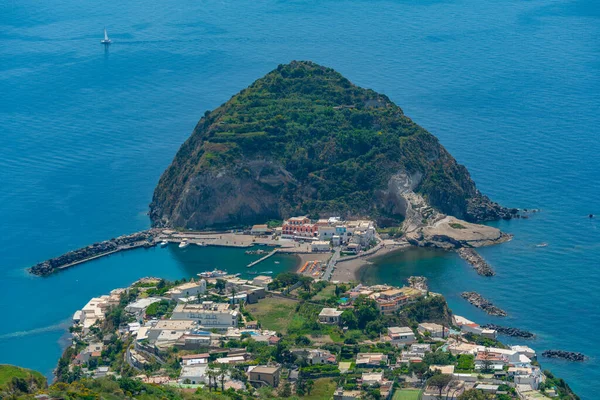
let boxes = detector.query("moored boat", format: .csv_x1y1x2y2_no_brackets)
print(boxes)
179,240,189,248
198,269,228,278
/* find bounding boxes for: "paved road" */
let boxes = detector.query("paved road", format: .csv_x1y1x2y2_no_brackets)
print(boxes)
323,247,341,281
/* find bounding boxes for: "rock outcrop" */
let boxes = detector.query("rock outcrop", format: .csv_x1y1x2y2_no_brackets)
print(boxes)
407,276,428,291
542,350,586,362
461,291,507,316
150,61,511,230
482,324,535,339
406,216,512,249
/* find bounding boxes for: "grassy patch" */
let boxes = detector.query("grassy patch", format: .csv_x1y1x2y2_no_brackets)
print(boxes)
392,388,422,400
449,223,466,229
246,297,299,333
312,284,336,301
299,378,336,400
0,364,46,388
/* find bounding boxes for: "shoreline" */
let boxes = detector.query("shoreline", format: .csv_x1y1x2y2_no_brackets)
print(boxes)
27,230,316,277
330,243,410,283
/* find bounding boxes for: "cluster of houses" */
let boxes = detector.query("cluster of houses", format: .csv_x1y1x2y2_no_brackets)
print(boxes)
70,275,283,385
68,274,554,400
251,216,378,253
344,283,425,315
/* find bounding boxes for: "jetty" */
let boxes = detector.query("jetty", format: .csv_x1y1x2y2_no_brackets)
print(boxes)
461,291,507,316
29,229,160,276
457,248,495,276
247,249,278,268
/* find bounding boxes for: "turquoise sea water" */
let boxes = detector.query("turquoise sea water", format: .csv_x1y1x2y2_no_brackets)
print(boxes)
1,0,599,397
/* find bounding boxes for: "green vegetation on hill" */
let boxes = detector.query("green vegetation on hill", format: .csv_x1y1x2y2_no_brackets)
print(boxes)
151,61,508,229
0,364,47,398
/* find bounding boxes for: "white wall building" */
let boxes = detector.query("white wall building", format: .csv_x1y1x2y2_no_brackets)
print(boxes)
171,302,240,330
311,241,330,252
167,280,207,300
318,226,336,241
388,326,416,345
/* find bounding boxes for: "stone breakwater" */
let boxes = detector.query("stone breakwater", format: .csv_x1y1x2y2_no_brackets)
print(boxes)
457,248,495,276
542,350,586,362
461,292,507,316
28,229,160,276
482,324,535,339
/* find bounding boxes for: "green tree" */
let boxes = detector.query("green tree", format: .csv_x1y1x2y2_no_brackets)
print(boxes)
458,389,494,400
426,374,452,399
281,382,292,397
341,310,358,329
215,279,226,294
306,379,314,395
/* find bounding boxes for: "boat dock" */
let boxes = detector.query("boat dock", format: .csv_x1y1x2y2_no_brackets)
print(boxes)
247,249,278,268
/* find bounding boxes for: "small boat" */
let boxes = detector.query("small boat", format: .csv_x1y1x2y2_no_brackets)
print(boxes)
536,242,548,248
179,240,189,249
100,28,111,45
195,242,206,247
160,240,168,247
274,261,280,264
261,271,273,275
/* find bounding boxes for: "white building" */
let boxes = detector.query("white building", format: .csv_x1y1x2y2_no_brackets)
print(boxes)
418,322,445,338
171,302,240,330
511,345,536,359
361,372,384,386
318,308,343,324
77,289,124,332
179,364,208,385
251,276,273,288
453,315,497,339
125,298,162,317
166,280,207,300
311,241,330,252
251,224,269,235
387,326,416,345
147,320,197,342
318,226,336,241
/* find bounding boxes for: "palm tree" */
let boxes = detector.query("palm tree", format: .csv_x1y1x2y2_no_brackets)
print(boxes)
218,364,229,392
206,366,218,392
230,286,237,309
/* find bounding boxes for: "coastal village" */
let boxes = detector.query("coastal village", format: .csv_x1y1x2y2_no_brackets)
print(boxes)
16,217,573,400
0,215,575,400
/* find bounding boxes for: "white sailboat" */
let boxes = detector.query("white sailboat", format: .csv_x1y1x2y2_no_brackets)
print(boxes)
101,28,111,44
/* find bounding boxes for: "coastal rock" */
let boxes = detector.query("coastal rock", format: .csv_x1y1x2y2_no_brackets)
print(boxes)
28,230,159,276
406,216,512,250
457,248,495,276
407,276,428,291
461,291,507,316
542,350,586,362
150,61,511,230
482,324,535,339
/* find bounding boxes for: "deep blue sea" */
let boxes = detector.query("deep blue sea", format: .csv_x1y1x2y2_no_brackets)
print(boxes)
1,0,599,397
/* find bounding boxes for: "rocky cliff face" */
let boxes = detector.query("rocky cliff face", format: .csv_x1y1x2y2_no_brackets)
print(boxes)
150,61,510,229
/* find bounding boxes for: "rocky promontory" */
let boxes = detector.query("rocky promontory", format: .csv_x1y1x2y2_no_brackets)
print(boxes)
29,230,159,276
542,350,586,362
406,216,512,250
461,291,507,316
482,324,535,339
